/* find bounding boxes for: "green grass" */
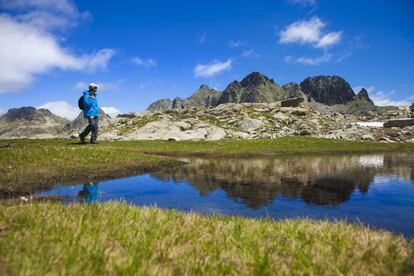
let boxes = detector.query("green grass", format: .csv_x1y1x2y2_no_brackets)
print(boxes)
1,137,414,195
0,203,412,275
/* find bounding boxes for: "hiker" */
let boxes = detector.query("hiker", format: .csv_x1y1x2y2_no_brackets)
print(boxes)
79,83,100,144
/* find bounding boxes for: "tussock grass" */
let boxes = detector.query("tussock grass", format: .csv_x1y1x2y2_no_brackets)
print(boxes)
1,137,413,195
0,203,413,275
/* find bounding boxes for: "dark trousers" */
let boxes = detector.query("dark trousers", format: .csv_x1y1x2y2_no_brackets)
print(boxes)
80,116,99,142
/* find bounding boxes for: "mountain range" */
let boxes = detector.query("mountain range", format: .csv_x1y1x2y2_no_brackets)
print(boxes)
147,72,375,112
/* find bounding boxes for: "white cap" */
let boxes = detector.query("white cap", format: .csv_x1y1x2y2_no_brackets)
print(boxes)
89,83,98,89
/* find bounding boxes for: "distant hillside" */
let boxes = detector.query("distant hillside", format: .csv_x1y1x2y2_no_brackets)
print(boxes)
0,107,69,138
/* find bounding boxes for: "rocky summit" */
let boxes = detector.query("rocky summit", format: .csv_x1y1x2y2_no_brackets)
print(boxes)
300,75,356,105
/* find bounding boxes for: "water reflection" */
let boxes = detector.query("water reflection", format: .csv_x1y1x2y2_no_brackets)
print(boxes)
152,153,413,208
78,183,99,204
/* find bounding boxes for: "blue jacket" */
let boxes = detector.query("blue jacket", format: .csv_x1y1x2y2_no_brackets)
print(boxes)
83,91,99,118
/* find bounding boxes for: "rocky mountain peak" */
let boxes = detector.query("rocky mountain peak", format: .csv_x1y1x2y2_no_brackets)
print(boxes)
199,84,211,90
147,99,173,112
2,106,55,122
300,75,356,105
355,88,374,105
240,72,273,87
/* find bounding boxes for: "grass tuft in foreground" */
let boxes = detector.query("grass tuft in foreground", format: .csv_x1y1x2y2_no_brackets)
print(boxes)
0,203,413,275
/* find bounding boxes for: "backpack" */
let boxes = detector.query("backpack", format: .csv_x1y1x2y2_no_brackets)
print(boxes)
78,95,84,110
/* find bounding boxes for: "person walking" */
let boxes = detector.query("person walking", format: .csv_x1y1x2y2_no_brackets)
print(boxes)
79,83,100,144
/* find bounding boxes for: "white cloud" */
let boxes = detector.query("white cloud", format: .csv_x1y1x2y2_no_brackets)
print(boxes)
0,3,115,94
284,53,332,65
38,101,80,120
102,107,121,118
1,0,91,31
199,32,207,44
241,49,259,58
194,59,232,78
279,17,341,48
228,40,241,48
131,57,157,68
1,0,79,15
0,108,6,116
316,32,342,48
288,0,317,6
353,86,413,106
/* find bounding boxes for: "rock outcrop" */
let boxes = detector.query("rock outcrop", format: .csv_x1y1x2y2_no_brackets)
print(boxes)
383,118,414,128
281,97,305,107
300,76,356,105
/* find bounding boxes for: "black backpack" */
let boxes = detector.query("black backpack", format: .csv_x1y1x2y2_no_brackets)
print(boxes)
78,95,84,110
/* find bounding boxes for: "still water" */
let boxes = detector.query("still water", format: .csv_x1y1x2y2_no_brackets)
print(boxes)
37,153,414,237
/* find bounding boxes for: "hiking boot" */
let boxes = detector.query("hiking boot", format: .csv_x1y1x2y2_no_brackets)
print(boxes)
79,134,86,144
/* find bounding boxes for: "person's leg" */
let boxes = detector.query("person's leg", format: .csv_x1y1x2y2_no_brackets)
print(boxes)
80,117,94,142
90,116,99,143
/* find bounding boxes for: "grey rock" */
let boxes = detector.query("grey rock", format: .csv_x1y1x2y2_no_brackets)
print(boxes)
281,97,305,107
383,118,414,128
361,134,375,141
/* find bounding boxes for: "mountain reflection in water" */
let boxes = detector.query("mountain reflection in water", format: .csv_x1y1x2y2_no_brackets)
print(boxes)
151,154,413,208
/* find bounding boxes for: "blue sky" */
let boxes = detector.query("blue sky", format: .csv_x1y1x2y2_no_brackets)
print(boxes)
0,0,413,119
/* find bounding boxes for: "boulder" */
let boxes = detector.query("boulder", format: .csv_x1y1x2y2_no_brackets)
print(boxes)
361,134,375,141
281,97,304,107
383,118,414,128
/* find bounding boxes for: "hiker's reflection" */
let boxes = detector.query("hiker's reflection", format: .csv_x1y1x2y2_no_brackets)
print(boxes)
78,182,99,204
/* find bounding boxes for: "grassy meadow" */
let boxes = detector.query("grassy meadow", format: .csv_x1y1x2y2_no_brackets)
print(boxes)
0,203,413,275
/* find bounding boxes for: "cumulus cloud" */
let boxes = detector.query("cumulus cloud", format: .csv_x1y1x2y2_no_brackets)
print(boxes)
101,107,121,118
284,53,332,65
279,17,342,48
353,86,413,106
131,57,157,68
38,101,80,120
0,1,115,93
194,59,232,78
